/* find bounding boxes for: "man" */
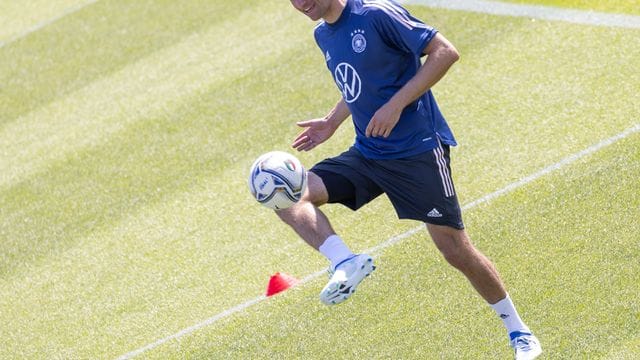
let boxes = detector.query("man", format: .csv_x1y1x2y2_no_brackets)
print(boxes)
280,0,542,358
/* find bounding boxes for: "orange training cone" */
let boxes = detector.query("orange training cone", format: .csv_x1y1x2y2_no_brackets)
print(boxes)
266,272,300,297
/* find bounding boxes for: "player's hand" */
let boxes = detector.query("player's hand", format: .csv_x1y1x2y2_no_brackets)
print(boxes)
365,102,402,138
292,118,336,152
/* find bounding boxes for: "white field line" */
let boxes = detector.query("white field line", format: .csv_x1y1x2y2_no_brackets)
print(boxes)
117,296,267,360
117,123,640,359
401,0,640,29
0,0,98,49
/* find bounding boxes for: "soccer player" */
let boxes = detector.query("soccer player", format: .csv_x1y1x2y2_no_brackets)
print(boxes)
280,0,542,358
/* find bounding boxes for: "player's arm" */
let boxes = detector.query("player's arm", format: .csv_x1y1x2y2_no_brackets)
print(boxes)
366,33,459,138
293,98,351,151
323,98,351,128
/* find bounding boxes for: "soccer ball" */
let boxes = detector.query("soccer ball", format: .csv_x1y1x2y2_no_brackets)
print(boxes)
248,151,307,210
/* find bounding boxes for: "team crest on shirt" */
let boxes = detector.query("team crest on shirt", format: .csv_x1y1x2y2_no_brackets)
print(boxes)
350,29,367,53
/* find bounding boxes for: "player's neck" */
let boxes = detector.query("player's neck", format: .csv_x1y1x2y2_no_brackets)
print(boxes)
323,0,347,24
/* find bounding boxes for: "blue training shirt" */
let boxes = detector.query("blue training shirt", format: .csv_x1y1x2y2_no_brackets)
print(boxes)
314,0,457,159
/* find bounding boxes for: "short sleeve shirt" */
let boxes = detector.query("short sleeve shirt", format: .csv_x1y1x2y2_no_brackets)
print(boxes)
314,0,457,159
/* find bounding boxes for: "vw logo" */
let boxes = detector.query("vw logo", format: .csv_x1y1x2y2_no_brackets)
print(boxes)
333,62,361,104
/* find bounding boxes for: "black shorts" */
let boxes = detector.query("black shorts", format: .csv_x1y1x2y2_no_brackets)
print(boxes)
310,144,464,229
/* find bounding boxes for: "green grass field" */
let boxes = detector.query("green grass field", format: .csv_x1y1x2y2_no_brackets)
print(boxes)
1,0,639,359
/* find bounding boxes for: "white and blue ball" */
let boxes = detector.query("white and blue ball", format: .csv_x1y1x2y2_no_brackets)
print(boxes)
248,151,307,210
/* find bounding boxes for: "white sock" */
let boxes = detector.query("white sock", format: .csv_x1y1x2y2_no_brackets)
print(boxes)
318,235,354,270
490,294,531,337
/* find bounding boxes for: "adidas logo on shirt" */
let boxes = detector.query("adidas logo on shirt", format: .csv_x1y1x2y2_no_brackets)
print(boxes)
325,50,332,62
427,208,443,218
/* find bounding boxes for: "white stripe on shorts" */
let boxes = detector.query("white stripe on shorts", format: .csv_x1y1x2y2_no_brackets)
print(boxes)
433,142,455,197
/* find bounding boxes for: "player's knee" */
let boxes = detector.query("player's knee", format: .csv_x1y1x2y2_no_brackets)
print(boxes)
275,188,321,220
302,171,329,206
430,230,473,270
299,189,324,206
439,245,470,270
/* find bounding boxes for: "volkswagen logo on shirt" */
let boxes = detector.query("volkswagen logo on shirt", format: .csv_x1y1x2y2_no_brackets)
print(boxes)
334,62,361,103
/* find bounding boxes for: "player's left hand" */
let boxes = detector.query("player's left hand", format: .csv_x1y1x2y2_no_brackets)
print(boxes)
365,102,402,138
292,118,337,151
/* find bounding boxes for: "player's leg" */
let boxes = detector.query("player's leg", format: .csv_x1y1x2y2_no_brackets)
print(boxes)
426,224,506,303
275,171,335,250
426,224,541,359
279,146,386,262
276,170,359,270
276,168,377,305
370,143,541,358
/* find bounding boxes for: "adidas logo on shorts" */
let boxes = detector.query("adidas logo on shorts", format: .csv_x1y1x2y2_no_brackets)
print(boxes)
427,208,443,218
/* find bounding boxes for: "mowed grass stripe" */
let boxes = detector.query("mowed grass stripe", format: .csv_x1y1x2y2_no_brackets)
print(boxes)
0,0,95,45
0,1,262,126
0,0,299,189
0,14,335,360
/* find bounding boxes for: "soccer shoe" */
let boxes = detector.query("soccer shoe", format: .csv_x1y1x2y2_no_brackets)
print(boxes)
510,332,542,360
319,254,375,305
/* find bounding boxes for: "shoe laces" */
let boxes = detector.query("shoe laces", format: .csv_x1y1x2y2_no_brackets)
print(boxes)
326,267,334,278
511,335,536,351
326,255,358,278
